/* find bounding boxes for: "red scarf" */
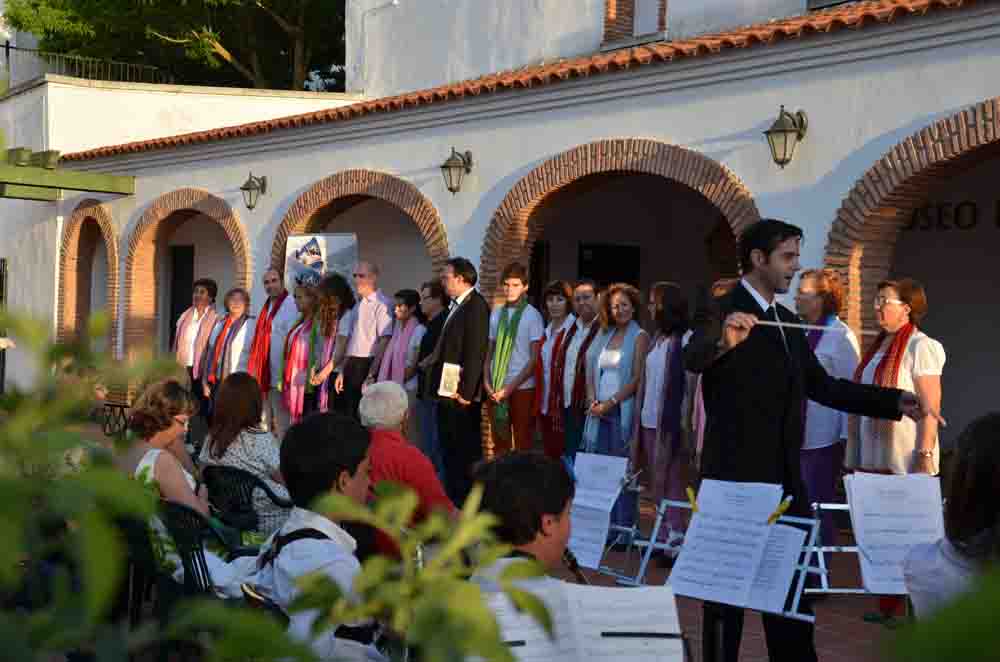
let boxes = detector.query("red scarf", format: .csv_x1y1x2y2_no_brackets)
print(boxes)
206,316,235,385
851,322,916,442
534,320,569,432
547,318,600,420
247,292,288,394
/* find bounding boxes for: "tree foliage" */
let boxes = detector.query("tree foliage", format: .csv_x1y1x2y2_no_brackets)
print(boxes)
0,310,549,661
3,0,347,90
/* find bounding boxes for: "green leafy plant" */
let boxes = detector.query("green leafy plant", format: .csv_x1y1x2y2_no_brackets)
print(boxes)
0,311,551,661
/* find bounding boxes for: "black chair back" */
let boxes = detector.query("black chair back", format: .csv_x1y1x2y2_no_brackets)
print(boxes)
160,501,215,596
202,465,293,534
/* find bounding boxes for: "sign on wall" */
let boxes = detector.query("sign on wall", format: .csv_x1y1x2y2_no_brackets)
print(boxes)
284,233,358,292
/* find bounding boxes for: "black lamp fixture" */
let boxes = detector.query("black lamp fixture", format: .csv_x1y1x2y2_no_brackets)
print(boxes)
240,172,268,210
763,106,808,169
440,148,473,194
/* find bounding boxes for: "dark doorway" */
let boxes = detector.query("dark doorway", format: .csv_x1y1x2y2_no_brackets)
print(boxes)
167,245,195,349
578,243,641,290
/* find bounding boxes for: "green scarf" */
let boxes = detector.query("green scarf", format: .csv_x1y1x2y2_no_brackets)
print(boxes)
491,300,528,428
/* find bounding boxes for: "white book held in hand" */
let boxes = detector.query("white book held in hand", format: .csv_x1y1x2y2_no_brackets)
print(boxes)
438,362,462,398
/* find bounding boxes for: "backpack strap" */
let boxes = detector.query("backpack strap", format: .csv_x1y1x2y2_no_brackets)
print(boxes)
258,527,330,568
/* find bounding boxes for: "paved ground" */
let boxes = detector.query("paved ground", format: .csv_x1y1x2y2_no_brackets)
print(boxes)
555,499,894,662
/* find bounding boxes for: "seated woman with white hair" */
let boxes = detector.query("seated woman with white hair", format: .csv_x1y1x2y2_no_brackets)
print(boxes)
359,381,456,555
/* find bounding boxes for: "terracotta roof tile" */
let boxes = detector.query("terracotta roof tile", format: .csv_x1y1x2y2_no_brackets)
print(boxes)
62,0,980,162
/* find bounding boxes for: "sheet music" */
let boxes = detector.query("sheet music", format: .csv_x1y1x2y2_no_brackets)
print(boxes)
567,454,627,569
567,584,684,661
845,473,944,595
670,480,784,607
490,581,683,662
747,524,808,613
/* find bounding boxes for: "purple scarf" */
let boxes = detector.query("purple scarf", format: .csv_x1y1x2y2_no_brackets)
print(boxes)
655,333,687,461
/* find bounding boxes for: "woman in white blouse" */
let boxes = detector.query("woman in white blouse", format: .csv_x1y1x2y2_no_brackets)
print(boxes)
370,289,426,441
201,288,255,408
634,282,694,559
795,269,859,551
847,277,945,624
536,280,575,459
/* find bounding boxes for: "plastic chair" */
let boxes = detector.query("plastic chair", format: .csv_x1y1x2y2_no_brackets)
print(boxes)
201,465,293,534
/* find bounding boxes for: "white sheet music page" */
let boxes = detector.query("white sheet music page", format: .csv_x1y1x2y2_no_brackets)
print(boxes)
566,584,684,662
488,578,576,662
669,480,784,607
746,524,808,614
567,453,628,569
845,473,944,595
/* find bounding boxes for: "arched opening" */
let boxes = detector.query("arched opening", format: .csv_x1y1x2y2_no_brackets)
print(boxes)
825,99,1000,452
57,200,118,355
124,189,249,360
531,172,739,299
271,170,448,294
479,138,759,454
480,138,759,298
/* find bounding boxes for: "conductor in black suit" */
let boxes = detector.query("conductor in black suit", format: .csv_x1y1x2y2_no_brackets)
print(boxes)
684,219,934,662
426,257,491,505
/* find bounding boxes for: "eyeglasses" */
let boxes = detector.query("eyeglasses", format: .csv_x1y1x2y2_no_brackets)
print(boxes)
873,296,905,309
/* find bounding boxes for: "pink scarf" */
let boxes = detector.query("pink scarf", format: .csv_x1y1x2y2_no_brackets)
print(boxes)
378,317,420,385
282,319,313,425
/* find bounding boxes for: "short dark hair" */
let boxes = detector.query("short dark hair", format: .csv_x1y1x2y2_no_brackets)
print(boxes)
281,413,371,509
473,452,575,546
543,280,573,303
420,280,449,308
193,278,218,303
445,257,478,287
500,262,529,285
320,272,356,314
649,282,689,336
738,219,804,274
877,277,929,325
394,288,425,324
573,279,598,294
945,412,1000,560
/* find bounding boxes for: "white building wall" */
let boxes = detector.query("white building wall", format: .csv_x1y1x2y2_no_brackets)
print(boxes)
345,0,606,98
12,5,996,405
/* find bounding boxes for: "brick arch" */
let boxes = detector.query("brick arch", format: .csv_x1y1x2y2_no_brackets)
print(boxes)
57,199,119,353
270,169,449,274
123,188,250,359
479,138,760,297
824,98,1000,336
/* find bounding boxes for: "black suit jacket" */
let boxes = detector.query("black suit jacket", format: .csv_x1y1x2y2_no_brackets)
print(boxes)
428,289,490,403
416,310,447,399
684,282,903,512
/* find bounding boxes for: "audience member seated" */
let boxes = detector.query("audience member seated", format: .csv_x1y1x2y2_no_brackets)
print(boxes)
358,381,456,556
199,371,291,536
252,413,382,661
905,412,1000,618
472,451,575,588
117,379,251,594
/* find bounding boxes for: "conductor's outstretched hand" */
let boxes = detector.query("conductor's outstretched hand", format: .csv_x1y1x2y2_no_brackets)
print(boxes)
722,312,758,351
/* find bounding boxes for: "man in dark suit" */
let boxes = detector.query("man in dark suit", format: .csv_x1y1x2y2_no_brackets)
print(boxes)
684,219,933,662
427,257,491,505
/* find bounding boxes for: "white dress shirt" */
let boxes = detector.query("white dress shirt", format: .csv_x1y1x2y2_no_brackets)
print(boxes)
562,316,597,406
183,307,204,368
803,317,860,450
444,286,474,326
268,294,300,389
905,538,978,619
252,507,380,662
